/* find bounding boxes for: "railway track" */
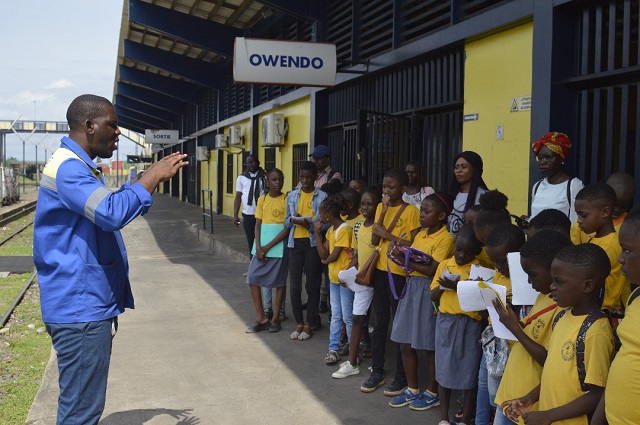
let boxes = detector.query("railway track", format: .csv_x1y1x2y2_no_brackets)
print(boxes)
0,203,37,328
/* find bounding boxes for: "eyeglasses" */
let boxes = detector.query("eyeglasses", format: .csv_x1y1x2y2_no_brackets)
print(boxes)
536,154,558,164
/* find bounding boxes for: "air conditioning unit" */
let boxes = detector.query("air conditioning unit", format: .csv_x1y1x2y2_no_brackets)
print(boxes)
215,134,228,149
196,146,209,161
261,114,287,147
228,125,243,146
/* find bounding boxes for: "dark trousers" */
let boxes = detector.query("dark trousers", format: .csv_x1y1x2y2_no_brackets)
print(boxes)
371,268,407,381
242,213,256,254
289,238,322,328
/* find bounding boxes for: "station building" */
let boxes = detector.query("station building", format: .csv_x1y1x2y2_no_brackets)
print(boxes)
113,0,640,217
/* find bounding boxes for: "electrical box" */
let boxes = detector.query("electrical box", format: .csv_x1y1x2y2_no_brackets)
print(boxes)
215,134,228,149
196,146,209,161
229,126,243,146
261,114,287,146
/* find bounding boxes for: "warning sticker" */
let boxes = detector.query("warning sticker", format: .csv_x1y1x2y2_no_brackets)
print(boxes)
510,96,532,112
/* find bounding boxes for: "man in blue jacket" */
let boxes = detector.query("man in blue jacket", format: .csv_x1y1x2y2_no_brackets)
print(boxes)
33,94,187,424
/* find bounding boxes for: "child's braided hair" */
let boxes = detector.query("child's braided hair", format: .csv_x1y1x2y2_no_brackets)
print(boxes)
320,193,348,218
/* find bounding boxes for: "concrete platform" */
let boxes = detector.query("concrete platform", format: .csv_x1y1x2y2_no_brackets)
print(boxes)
27,194,446,425
0,256,34,273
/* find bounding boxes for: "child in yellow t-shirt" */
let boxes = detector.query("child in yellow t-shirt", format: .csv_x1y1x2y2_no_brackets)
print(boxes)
388,192,455,409
502,244,615,425
245,169,291,334
341,188,364,227
492,230,572,425
332,189,380,379
314,193,356,367
592,209,640,425
360,168,421,395
429,223,483,425
475,223,525,425
573,183,629,310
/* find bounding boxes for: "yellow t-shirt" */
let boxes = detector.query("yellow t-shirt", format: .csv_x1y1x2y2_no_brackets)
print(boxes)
355,221,376,272
255,194,286,224
293,190,315,239
570,221,592,244
539,310,615,425
494,293,560,419
605,287,640,424
410,226,454,277
477,247,494,269
326,223,355,283
589,231,629,309
430,257,481,320
342,213,365,229
374,203,421,274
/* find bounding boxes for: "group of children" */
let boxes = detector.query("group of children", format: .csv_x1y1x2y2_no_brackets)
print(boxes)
243,156,639,425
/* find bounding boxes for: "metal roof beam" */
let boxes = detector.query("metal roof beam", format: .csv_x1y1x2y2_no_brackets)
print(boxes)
114,95,177,123
258,0,322,22
124,40,222,89
129,0,238,58
117,81,185,113
118,118,146,135
115,105,170,129
118,65,200,104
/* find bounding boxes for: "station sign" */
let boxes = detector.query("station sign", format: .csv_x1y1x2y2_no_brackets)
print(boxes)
233,37,337,87
145,129,179,144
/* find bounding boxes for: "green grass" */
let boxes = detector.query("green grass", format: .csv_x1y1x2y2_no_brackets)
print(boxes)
0,213,34,256
0,280,50,425
0,273,30,317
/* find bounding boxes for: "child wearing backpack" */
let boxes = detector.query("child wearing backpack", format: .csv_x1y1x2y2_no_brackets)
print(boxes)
387,192,455,411
592,208,640,425
501,244,615,425
492,230,572,425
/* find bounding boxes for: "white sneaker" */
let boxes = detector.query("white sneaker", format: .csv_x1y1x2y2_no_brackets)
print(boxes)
332,361,360,379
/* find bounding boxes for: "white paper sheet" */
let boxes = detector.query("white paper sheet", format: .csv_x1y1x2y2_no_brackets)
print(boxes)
457,280,517,341
470,264,496,282
508,252,539,306
439,269,460,291
339,267,371,293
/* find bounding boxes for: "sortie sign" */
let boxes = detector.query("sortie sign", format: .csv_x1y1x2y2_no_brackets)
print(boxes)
234,37,337,87
144,129,179,144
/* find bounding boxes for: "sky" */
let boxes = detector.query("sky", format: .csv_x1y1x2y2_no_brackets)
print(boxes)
0,0,140,163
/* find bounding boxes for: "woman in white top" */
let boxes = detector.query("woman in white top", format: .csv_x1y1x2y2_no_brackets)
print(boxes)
402,161,434,209
529,132,584,223
447,151,488,236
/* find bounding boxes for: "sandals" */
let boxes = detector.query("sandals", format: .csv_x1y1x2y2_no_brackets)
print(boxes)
337,346,349,357
298,323,313,341
324,350,340,365
290,324,304,340
245,320,270,333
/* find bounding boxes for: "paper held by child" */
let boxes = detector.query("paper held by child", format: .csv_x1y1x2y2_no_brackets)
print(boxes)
507,252,540,306
470,264,496,282
439,269,460,291
338,267,370,292
457,281,517,341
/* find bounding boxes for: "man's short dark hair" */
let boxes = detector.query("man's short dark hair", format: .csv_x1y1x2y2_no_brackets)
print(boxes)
66,94,113,130
528,209,571,235
383,168,409,187
299,160,317,175
575,182,617,210
520,230,572,269
555,243,611,285
486,223,525,252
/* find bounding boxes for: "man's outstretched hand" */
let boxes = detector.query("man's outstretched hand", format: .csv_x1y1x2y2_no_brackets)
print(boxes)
137,152,188,193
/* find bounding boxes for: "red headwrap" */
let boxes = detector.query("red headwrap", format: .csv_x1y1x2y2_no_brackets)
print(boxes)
531,132,572,159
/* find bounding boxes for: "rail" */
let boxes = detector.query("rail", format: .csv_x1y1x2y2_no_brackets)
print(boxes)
201,189,214,234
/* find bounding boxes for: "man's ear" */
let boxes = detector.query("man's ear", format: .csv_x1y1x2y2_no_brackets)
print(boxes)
583,278,596,295
85,119,95,135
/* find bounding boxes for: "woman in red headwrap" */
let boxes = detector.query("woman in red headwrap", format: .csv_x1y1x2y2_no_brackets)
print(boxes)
529,132,584,223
